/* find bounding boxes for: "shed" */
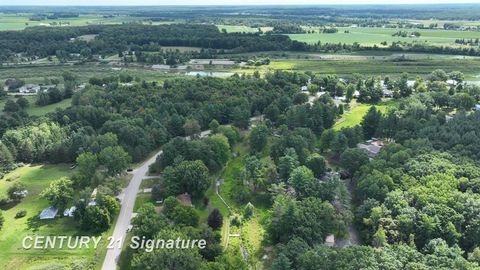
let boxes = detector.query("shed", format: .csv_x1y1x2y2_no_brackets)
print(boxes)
325,234,335,247
39,207,58,220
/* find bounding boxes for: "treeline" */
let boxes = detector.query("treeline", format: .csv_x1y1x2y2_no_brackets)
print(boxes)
0,24,306,61
3,23,480,62
0,71,312,167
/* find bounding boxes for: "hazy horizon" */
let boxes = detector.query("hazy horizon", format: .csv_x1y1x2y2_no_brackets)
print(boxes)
2,0,480,6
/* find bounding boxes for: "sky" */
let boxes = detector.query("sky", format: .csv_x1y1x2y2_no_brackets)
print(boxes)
2,0,480,6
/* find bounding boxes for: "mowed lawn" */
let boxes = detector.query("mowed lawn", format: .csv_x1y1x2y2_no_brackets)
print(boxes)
333,100,396,131
0,164,103,270
0,96,72,117
289,26,480,47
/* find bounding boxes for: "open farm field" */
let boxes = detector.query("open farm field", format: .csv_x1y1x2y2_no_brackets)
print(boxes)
290,26,480,47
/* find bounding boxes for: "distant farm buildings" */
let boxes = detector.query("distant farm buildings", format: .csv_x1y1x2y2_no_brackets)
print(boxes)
19,84,41,94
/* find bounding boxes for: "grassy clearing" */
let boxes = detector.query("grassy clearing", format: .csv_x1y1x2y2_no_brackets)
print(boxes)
0,96,72,117
27,98,72,116
133,193,154,212
333,99,398,130
0,164,122,270
0,14,146,31
216,25,272,33
0,165,88,269
290,26,480,47
226,56,480,77
0,63,179,85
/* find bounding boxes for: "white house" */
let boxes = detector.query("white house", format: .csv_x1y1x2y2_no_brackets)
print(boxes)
151,64,171,70
39,206,58,220
19,84,41,94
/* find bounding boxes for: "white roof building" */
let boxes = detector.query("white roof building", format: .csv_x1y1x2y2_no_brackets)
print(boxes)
39,206,58,220
325,234,335,247
19,84,41,94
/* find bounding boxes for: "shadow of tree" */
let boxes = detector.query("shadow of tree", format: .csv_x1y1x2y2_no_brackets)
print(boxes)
0,199,23,211
26,213,47,232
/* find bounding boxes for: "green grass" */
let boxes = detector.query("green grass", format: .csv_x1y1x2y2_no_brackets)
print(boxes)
0,164,93,269
0,63,180,85
290,26,480,47
26,98,72,116
227,56,480,77
0,164,123,269
0,97,72,117
0,13,150,31
333,100,398,130
216,25,272,33
133,193,154,212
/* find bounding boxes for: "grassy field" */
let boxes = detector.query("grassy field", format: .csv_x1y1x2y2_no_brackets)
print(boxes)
26,98,72,116
0,165,87,269
333,100,398,130
0,13,149,31
0,164,125,270
0,63,180,85
0,96,72,117
216,24,273,33
289,26,480,47
226,56,480,78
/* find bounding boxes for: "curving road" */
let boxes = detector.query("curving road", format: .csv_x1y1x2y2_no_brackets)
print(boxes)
101,92,323,270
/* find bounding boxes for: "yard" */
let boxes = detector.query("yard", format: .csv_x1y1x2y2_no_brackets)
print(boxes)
0,164,120,269
333,100,398,131
0,96,72,117
0,165,91,269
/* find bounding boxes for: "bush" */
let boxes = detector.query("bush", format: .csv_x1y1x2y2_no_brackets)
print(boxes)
231,214,243,227
15,210,27,219
0,196,9,206
207,208,223,230
244,202,255,219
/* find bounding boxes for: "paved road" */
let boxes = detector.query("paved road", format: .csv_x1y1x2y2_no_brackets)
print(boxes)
101,93,324,270
101,130,211,270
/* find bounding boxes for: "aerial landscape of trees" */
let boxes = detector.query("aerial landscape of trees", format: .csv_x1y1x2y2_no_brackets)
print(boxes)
1,4,480,270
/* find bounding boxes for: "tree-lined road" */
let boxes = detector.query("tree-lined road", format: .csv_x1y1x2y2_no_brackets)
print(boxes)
101,93,323,270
